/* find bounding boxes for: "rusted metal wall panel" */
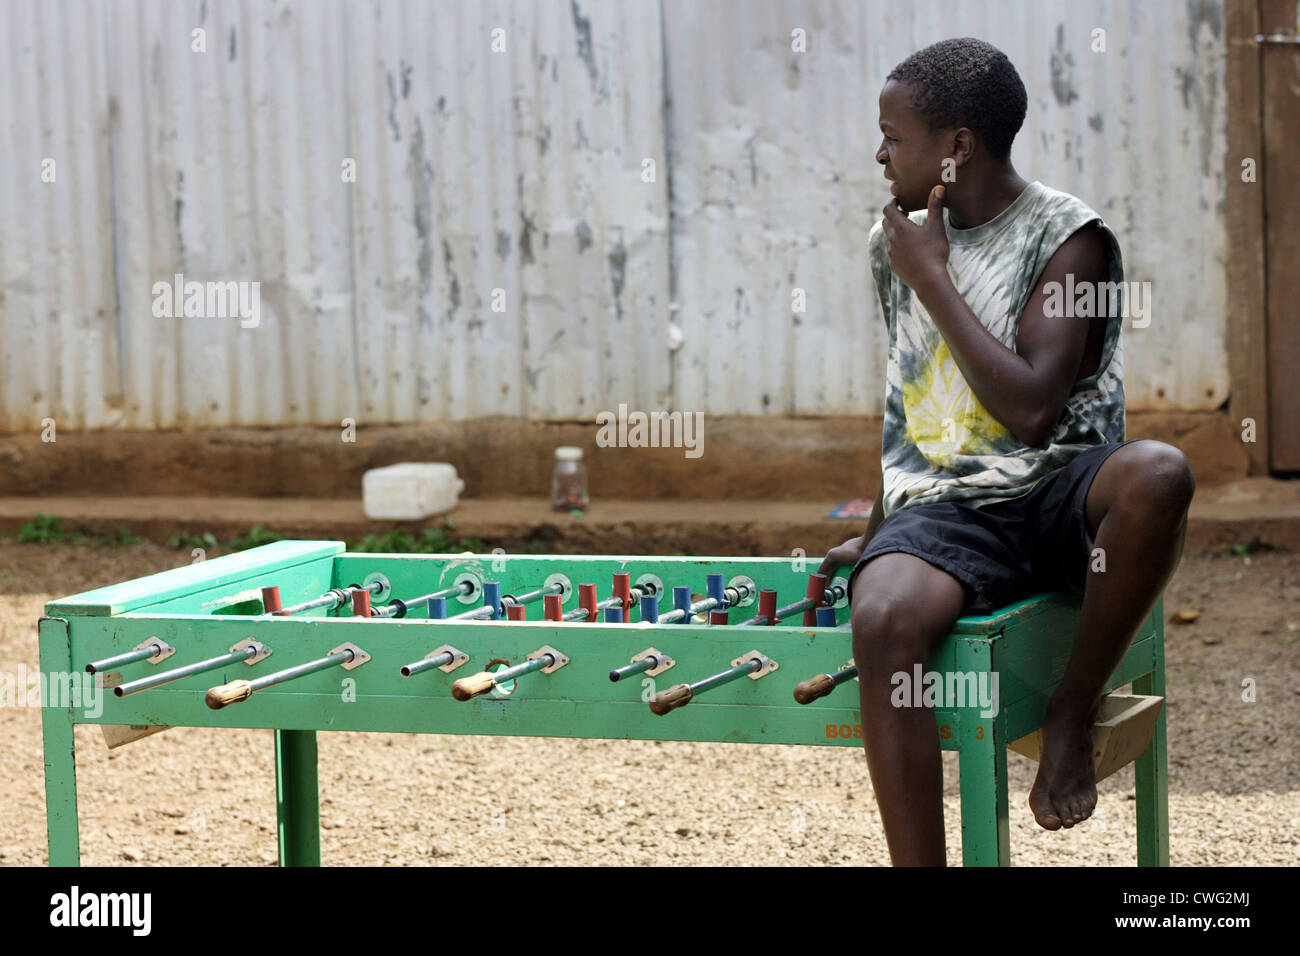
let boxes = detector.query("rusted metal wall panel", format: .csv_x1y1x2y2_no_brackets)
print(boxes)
663,0,1229,413
0,0,1228,429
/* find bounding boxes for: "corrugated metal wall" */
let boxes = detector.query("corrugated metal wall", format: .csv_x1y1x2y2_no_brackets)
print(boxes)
0,0,1229,429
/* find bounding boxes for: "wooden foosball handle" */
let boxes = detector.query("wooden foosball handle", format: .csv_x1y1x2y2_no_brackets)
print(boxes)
451,671,497,702
793,673,835,705
205,680,253,710
649,683,693,715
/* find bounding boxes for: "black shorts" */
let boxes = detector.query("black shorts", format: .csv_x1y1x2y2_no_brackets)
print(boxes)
847,439,1141,612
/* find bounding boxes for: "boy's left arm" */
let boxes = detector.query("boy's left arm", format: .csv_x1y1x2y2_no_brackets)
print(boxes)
881,185,1109,447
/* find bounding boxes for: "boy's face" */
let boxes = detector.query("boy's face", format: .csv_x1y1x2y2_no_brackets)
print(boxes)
875,79,950,213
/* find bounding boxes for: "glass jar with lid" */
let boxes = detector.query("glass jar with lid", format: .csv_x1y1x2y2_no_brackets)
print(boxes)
551,446,589,511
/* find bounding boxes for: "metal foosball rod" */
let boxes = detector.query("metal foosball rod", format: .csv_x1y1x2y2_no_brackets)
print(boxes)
205,642,369,710
370,581,474,618
399,580,573,677
267,574,479,619
311,574,571,621
735,587,848,626
732,576,847,627
610,655,660,681
648,647,778,715
401,582,556,677
654,574,755,624
271,584,372,620
263,580,390,617
114,640,271,697
500,582,564,615
417,582,562,622
85,639,174,675
736,573,825,627
450,645,569,701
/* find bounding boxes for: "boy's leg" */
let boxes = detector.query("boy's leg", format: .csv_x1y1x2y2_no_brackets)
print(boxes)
1029,439,1194,830
851,552,971,866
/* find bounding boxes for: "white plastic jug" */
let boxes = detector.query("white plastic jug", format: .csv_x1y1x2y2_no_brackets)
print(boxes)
362,463,465,520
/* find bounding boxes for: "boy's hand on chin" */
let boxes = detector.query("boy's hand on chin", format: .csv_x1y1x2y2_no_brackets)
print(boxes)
881,184,950,293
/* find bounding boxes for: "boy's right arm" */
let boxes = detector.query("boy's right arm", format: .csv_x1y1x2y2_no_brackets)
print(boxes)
862,484,886,543
817,484,885,578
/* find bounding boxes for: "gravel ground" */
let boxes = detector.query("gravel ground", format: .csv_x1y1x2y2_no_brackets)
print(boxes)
1,540,1296,866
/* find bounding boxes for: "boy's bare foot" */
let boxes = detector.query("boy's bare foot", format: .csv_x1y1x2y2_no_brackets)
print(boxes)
1028,701,1099,830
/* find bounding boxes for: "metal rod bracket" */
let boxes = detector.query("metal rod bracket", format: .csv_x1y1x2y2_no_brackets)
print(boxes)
631,647,675,677
731,649,778,679
428,644,469,672
230,638,273,665
136,639,175,664
329,642,370,670
527,645,569,674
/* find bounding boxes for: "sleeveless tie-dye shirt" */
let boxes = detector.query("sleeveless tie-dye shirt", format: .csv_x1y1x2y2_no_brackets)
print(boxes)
869,181,1126,518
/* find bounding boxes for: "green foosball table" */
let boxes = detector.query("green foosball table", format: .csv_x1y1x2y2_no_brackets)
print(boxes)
39,540,1168,866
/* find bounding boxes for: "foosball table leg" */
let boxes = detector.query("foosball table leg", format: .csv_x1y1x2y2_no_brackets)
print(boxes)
1133,598,1170,867
274,729,321,866
955,638,1010,867
956,715,1011,867
39,617,81,866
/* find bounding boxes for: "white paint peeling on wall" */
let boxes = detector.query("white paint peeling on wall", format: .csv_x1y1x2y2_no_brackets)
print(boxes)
0,0,119,431
0,0,1228,430
664,0,1230,415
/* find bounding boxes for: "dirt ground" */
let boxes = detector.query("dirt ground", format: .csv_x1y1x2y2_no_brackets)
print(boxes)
1,539,1296,866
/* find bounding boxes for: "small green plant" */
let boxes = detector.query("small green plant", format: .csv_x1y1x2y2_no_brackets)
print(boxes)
70,524,142,547
229,524,284,552
17,514,66,543
350,519,486,554
1227,538,1284,558
17,515,141,546
167,531,220,551
96,525,142,546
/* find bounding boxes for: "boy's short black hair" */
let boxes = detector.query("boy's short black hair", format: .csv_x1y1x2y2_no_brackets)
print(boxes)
887,38,1027,160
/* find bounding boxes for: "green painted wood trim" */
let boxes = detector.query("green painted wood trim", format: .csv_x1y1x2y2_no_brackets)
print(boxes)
45,540,345,616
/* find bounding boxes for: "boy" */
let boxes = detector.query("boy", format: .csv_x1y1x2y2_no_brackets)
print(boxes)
818,38,1194,865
